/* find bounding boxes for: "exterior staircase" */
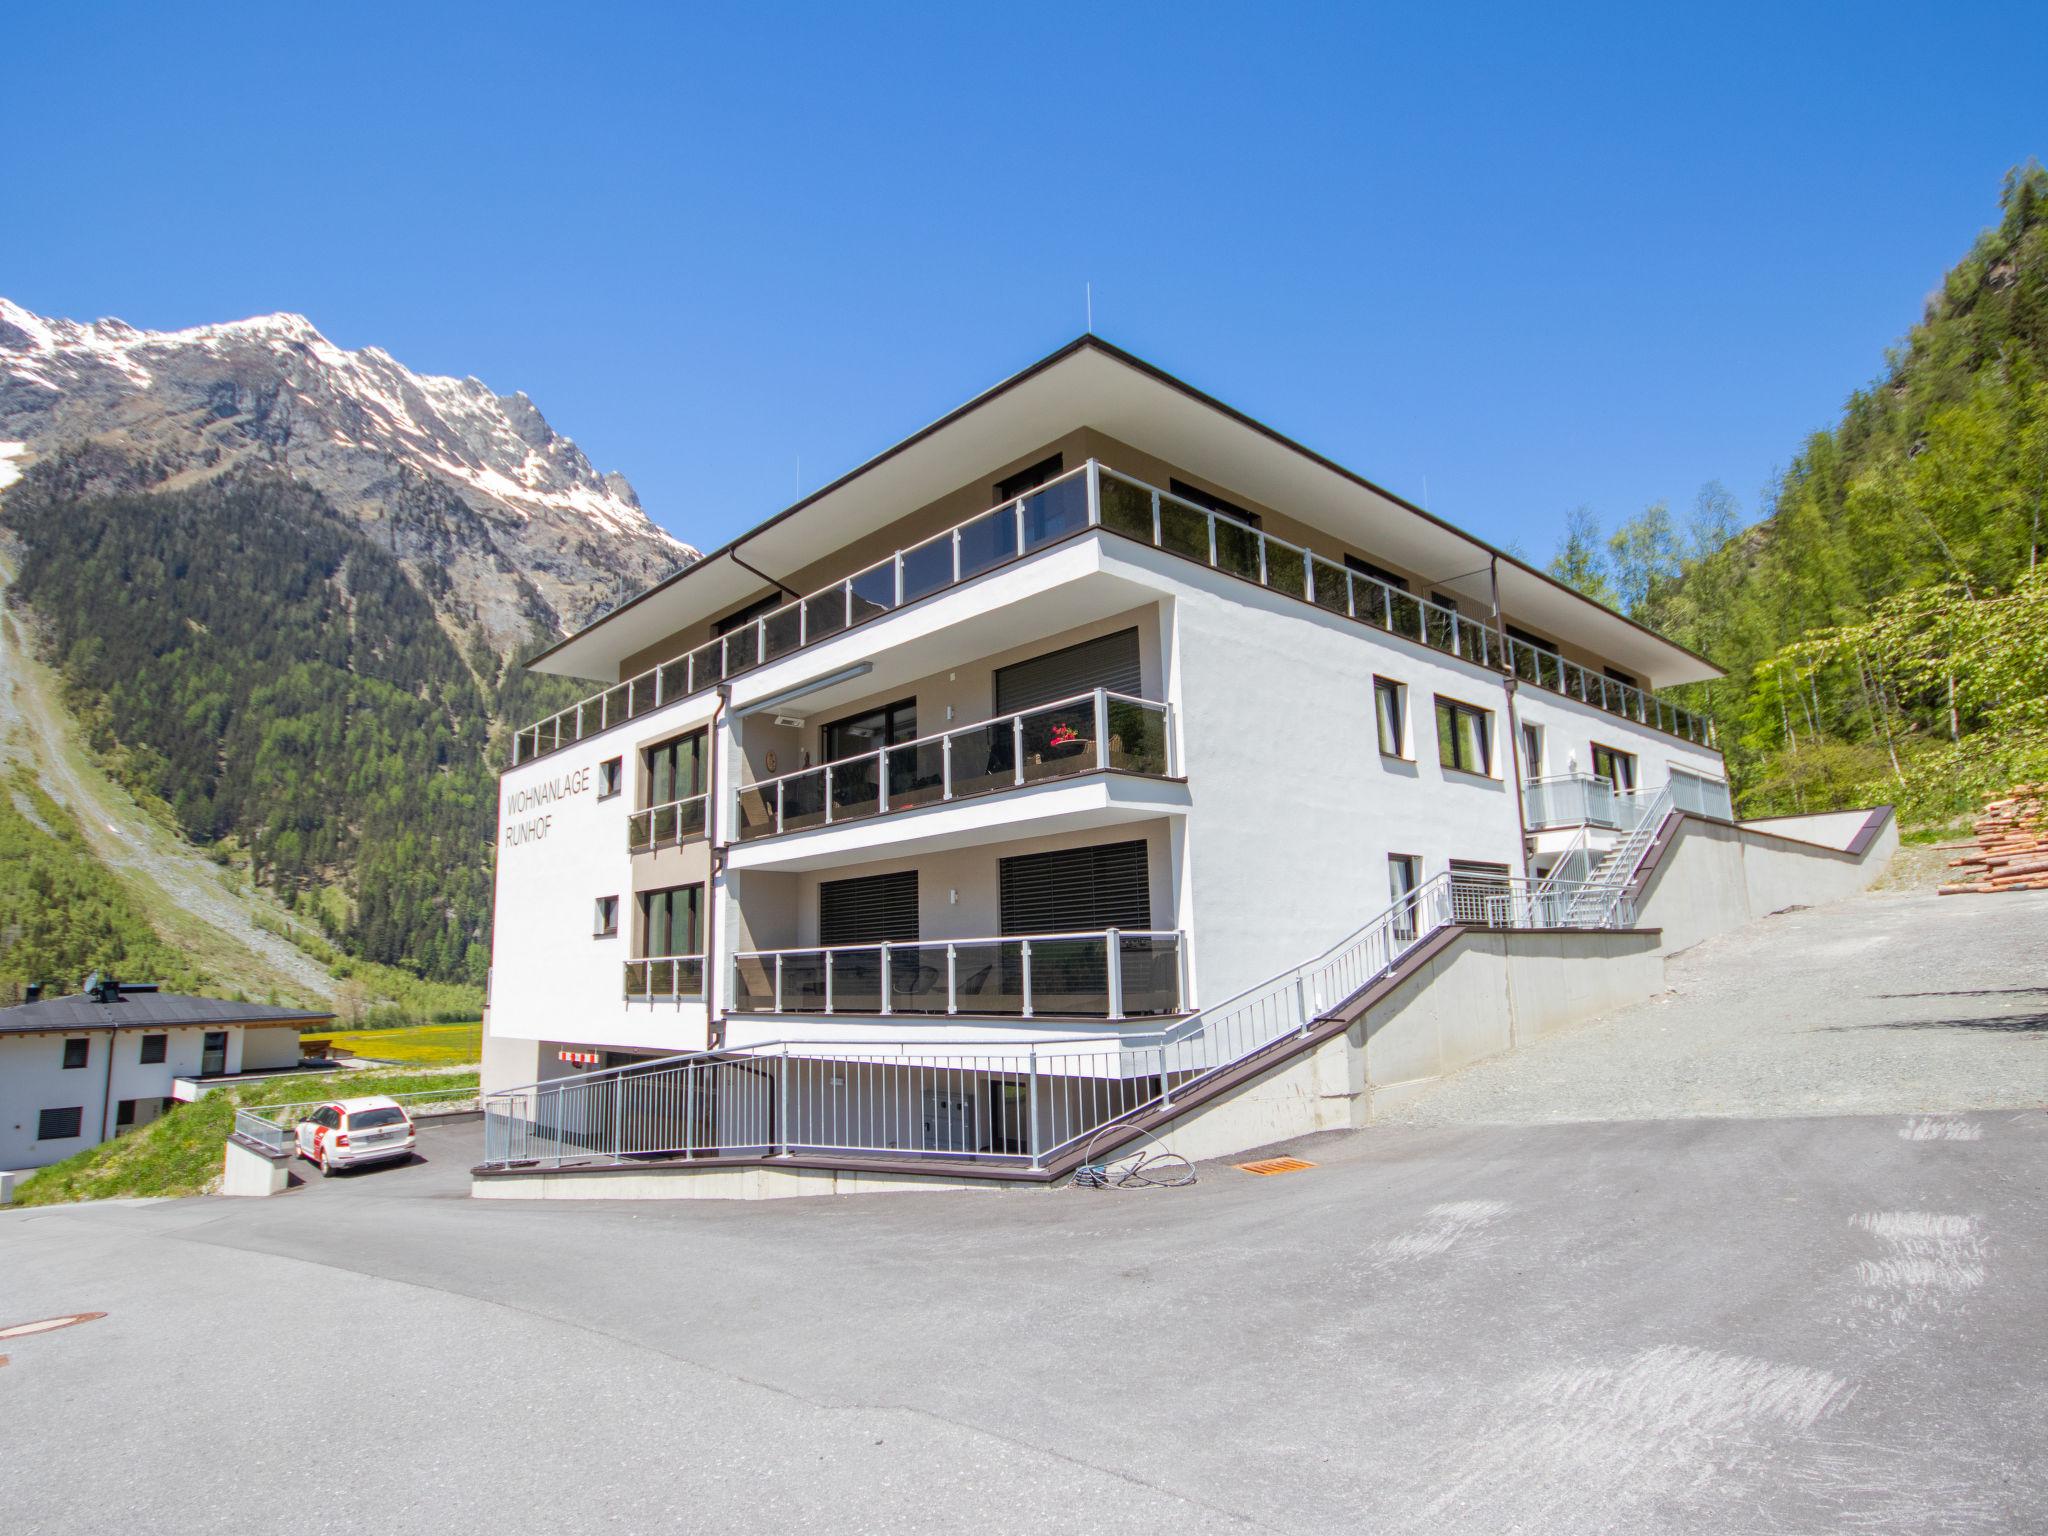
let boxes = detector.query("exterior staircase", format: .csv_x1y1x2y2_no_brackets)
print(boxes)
1562,785,1674,926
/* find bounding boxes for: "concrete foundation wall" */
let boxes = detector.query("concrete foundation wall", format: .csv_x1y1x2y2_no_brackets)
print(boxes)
1637,812,1898,956
475,1162,1041,1201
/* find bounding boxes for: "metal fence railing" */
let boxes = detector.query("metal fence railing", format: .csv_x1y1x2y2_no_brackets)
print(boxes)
480,871,1641,1175
626,793,709,854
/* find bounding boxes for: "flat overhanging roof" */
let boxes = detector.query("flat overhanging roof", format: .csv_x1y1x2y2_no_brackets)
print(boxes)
531,338,1723,690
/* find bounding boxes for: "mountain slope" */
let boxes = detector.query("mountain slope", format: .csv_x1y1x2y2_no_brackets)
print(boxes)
0,300,696,994
0,297,694,648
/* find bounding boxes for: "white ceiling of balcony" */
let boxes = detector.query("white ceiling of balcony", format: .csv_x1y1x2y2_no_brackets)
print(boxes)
533,340,1721,689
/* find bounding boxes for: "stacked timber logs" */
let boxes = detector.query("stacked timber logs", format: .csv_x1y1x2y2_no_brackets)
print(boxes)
1940,783,2048,894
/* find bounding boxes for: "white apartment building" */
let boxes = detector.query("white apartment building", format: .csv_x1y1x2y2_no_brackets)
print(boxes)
0,982,325,1171
476,339,1811,1187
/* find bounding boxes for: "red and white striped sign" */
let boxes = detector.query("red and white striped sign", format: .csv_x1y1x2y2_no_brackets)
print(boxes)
558,1050,601,1066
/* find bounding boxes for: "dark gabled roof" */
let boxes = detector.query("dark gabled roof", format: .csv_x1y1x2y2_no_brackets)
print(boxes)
0,992,332,1034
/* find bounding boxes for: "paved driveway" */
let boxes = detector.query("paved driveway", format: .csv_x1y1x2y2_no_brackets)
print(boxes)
279,1115,482,1201
2,888,2044,1535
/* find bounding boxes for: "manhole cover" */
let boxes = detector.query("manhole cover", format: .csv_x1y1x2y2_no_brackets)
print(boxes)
0,1312,106,1340
1236,1156,1317,1176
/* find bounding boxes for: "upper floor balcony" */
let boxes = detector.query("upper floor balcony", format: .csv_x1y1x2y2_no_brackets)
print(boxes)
511,459,1716,767
1523,769,1734,831
736,688,1173,842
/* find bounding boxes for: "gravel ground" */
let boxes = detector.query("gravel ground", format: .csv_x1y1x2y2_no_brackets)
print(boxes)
1388,884,2048,1126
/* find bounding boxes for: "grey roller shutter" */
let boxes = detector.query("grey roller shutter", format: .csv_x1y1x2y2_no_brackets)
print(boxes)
819,871,919,946
999,840,1151,934
993,628,1142,715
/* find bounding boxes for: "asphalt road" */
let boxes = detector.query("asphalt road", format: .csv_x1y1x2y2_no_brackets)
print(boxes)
3,889,2044,1534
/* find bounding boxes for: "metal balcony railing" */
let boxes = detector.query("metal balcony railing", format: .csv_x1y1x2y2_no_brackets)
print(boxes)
623,955,706,1003
510,458,1714,765
736,690,1172,842
626,793,709,854
730,929,1185,1019
480,871,1639,1174
1525,770,1733,830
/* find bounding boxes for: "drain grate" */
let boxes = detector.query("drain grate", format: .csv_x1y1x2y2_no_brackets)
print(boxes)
0,1312,106,1340
1236,1156,1317,1176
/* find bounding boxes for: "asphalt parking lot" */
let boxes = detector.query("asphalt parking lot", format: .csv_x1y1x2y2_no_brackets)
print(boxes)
278,1114,482,1201
3,887,2044,1535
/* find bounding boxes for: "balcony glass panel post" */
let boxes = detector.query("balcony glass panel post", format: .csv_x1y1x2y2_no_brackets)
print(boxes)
946,945,957,1014
1205,508,1216,565
1086,459,1101,527
1094,689,1110,770
879,945,891,1010
1020,939,1033,1018
941,734,953,799
823,951,833,1014
1012,717,1024,786
823,765,833,826
775,779,785,835
1256,532,1268,586
1105,927,1124,1020
1027,1048,1041,1170
773,954,783,1014
1151,489,1162,544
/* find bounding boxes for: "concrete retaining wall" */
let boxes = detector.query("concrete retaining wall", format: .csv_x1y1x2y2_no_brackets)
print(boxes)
475,1161,1042,1201
1636,810,1897,957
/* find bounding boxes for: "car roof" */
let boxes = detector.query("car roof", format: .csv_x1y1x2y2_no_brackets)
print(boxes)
332,1095,405,1112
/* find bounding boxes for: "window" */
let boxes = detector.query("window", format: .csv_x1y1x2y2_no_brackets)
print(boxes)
1345,554,1409,593
638,884,702,958
1430,591,1461,614
139,1033,167,1064
596,756,623,800
999,840,1151,934
822,699,917,764
994,452,1063,504
1592,744,1637,792
713,592,782,636
993,629,1142,715
594,895,619,938
642,730,705,804
38,1106,83,1140
1388,854,1421,942
1505,624,1558,655
1374,677,1408,758
62,1037,88,1069
1170,477,1259,527
1603,666,1639,689
116,1099,138,1129
1435,698,1494,776
1521,722,1544,776
819,870,920,947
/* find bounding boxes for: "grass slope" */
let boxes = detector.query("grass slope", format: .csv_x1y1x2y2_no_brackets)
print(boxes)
12,1067,480,1206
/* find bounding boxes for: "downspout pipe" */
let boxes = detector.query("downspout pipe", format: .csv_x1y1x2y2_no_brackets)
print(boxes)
1492,555,1536,887
704,683,731,1051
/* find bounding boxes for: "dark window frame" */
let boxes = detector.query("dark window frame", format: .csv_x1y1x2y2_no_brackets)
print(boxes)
641,729,706,806
819,870,920,947
1591,742,1638,792
596,756,624,801
1505,623,1559,655
594,894,619,939
993,452,1064,505
1373,676,1409,759
1345,554,1410,593
821,698,918,765
1170,477,1261,528
38,1106,84,1140
1434,695,1496,777
139,1033,167,1064
62,1037,89,1070
637,883,704,959
713,592,783,637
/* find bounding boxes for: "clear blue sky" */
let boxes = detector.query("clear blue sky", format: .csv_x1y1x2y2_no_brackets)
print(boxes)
8,3,2044,560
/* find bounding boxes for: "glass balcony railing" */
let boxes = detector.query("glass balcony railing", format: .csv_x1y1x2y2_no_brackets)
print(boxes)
730,929,1185,1019
512,459,1714,765
736,689,1172,842
623,955,706,1002
626,793,709,854
1524,771,1734,830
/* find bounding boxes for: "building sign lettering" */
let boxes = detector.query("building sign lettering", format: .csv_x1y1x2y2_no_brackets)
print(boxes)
502,766,591,848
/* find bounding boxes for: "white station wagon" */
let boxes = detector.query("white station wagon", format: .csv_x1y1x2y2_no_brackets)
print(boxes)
295,1095,416,1176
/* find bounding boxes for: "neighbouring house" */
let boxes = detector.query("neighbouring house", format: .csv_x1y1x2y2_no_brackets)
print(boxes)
0,977,332,1171
476,336,1894,1196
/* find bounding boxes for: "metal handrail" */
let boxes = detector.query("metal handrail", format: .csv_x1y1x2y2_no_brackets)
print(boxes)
623,954,708,1003
478,874,1633,1172
735,688,1173,841
510,457,1715,765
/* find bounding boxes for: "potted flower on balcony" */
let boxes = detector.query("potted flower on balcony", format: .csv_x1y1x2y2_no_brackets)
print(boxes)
1045,720,1087,759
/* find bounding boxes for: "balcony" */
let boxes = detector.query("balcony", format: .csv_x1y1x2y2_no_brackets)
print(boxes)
731,929,1185,1020
626,793,709,854
512,459,1714,765
623,955,706,1002
1524,770,1733,830
737,689,1172,842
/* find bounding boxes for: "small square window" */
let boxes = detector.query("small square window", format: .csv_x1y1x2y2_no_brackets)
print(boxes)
1435,697,1495,777
594,895,619,938
140,1033,168,1064
62,1037,89,1069
117,1099,138,1128
597,757,623,800
38,1106,83,1140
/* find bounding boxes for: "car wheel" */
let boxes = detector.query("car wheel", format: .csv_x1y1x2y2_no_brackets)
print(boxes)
320,1152,338,1178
